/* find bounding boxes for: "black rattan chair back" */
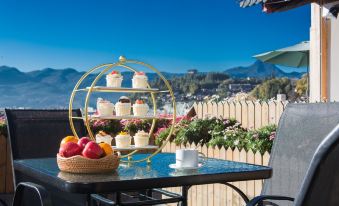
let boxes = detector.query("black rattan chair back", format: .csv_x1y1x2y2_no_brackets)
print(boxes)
262,103,339,204
5,109,86,160
5,109,87,206
294,124,339,206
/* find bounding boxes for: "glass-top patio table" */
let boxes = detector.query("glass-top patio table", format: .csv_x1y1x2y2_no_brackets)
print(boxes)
13,153,272,205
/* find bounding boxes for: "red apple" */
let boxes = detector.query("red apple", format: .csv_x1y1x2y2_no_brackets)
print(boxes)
59,142,82,158
82,142,103,159
78,137,91,150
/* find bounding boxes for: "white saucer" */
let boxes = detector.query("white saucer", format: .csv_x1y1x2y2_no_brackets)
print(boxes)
169,163,202,170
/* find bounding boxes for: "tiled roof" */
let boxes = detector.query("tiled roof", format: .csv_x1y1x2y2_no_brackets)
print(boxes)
239,0,338,13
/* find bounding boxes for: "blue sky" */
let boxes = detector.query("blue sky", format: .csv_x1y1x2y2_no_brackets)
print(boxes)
0,0,310,73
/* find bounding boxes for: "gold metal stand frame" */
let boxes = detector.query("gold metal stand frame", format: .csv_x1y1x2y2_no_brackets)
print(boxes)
68,56,176,163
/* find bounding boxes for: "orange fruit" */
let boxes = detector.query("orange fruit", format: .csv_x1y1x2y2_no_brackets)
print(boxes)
60,136,79,147
99,143,114,156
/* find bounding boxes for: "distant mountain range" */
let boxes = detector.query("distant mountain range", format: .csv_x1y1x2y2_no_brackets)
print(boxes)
0,62,303,108
225,60,304,79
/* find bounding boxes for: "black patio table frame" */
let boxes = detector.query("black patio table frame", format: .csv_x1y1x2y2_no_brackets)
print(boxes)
13,153,272,206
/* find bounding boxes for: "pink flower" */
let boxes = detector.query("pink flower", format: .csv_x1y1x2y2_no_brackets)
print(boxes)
269,132,276,141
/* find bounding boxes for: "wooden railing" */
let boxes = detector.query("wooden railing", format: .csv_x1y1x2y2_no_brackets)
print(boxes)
193,101,288,129
162,141,270,206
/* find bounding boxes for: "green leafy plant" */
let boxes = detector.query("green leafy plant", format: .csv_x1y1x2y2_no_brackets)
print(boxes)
155,116,276,154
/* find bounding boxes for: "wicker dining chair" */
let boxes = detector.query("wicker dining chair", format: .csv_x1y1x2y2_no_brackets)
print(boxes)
5,109,87,206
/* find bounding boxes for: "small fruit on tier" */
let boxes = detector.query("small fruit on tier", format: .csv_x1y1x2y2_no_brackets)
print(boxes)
106,70,123,87
96,131,113,145
115,131,132,148
97,98,114,116
132,71,148,89
60,136,79,147
115,96,131,116
78,137,91,150
99,143,114,156
82,141,104,159
59,142,82,158
133,99,149,116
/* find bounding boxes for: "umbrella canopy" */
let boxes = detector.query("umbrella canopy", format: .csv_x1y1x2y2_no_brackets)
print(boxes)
254,41,309,68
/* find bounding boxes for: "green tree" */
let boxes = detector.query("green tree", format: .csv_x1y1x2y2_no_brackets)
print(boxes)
295,74,308,96
250,78,292,100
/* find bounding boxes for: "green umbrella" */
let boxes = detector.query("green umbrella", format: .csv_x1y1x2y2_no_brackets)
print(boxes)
253,41,309,98
254,41,309,68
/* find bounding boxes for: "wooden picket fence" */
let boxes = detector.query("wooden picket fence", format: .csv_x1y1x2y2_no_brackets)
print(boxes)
193,101,288,129
162,142,270,206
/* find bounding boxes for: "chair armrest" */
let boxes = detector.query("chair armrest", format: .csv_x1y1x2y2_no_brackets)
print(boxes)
90,194,115,205
13,182,52,206
247,195,294,206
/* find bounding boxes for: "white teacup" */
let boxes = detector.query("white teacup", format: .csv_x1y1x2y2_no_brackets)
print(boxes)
175,149,206,168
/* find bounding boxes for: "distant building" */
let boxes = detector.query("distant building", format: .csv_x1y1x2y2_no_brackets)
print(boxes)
187,69,198,75
228,83,254,93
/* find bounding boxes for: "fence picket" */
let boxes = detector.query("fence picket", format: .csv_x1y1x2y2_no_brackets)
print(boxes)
247,150,255,199
229,102,236,119
191,144,197,206
226,148,233,206
220,147,227,206
197,144,203,206
241,101,248,128
254,151,263,195
197,102,204,119
203,103,209,118
202,145,209,206
212,102,219,117
208,147,214,206
232,148,241,206
223,101,230,119
263,152,270,166
235,102,242,124
217,102,224,119
207,102,213,117
239,149,247,205
254,102,262,129
247,101,255,130
261,102,269,127
268,101,277,125
213,147,221,206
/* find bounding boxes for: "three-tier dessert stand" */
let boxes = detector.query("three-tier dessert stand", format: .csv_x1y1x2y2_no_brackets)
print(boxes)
68,56,176,163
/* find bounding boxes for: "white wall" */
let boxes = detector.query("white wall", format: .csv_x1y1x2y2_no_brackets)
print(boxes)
329,16,339,101
309,4,321,102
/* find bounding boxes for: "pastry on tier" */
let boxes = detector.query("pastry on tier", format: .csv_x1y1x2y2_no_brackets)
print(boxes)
115,131,132,148
132,71,148,89
115,96,131,116
133,99,149,116
97,98,114,116
133,130,150,147
106,70,123,87
95,131,113,145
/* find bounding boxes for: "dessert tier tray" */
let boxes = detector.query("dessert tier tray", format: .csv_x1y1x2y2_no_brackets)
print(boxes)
72,115,169,120
112,145,159,151
75,86,169,93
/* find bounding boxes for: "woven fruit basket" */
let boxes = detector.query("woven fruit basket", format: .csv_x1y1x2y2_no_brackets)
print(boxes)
57,154,119,174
